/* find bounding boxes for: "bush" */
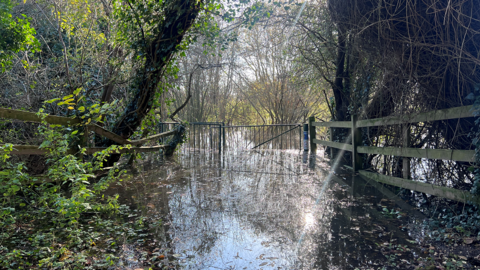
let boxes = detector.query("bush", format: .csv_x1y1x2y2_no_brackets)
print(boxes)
0,113,135,269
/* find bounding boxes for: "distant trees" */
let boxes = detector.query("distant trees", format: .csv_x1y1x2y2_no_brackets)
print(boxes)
239,20,324,124
161,8,330,125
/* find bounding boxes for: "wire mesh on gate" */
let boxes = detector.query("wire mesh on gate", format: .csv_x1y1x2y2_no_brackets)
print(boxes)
184,122,223,153
183,123,302,151
223,124,302,150
160,122,303,153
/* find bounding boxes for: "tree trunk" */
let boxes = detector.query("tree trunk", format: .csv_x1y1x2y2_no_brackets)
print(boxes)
332,30,349,121
103,0,201,164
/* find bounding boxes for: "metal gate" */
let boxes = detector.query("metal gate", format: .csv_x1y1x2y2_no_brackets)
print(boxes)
179,122,302,153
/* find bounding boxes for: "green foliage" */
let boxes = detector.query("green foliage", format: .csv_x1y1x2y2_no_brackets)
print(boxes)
0,0,40,72
423,203,480,243
0,108,145,268
46,88,121,126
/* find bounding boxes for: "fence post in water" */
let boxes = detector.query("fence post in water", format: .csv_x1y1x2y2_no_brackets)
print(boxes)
329,127,334,158
309,116,317,153
222,122,226,151
403,125,411,179
218,124,221,154
303,123,309,151
351,114,363,172
299,124,302,150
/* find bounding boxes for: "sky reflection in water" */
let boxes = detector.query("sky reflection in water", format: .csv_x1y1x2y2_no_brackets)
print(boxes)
111,149,421,269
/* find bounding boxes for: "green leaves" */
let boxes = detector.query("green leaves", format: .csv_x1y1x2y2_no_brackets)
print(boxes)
45,98,60,104
0,0,40,72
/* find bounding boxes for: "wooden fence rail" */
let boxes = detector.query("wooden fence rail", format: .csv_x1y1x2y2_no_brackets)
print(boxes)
0,107,178,155
308,105,479,205
2,144,168,155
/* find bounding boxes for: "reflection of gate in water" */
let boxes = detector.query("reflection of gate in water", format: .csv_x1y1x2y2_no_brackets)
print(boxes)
171,122,303,152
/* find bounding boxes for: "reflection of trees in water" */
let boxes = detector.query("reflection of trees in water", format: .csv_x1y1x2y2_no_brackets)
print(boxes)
107,151,414,269
168,150,335,269
168,167,223,257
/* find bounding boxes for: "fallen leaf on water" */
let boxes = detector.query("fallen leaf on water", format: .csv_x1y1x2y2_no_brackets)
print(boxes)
464,238,474,244
259,262,268,266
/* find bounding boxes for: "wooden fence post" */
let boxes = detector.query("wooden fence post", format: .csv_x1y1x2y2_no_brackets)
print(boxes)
222,122,226,151
299,124,302,150
303,124,309,151
329,127,334,158
218,124,221,154
403,125,411,179
193,124,196,149
352,114,363,172
309,116,317,153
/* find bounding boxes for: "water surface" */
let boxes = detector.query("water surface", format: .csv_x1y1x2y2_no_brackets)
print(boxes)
109,149,423,269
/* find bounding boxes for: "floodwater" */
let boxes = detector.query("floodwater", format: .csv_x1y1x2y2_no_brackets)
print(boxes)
108,149,427,269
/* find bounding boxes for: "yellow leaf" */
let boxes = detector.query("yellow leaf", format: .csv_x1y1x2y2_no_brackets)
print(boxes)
68,106,74,110
85,118,91,125
59,250,72,261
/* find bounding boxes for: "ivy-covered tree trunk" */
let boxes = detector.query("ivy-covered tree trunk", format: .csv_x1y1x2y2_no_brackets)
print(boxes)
103,0,201,163
331,30,349,122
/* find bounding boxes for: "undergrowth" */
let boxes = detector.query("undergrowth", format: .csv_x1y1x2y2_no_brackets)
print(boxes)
0,112,155,269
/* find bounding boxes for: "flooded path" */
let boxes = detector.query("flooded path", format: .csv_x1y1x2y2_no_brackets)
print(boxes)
108,150,427,269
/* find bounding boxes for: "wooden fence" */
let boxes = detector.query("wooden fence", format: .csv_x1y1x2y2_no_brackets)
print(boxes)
0,107,178,156
308,105,480,205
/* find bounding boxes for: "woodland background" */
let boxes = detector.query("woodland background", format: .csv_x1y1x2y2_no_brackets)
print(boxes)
1,0,480,267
